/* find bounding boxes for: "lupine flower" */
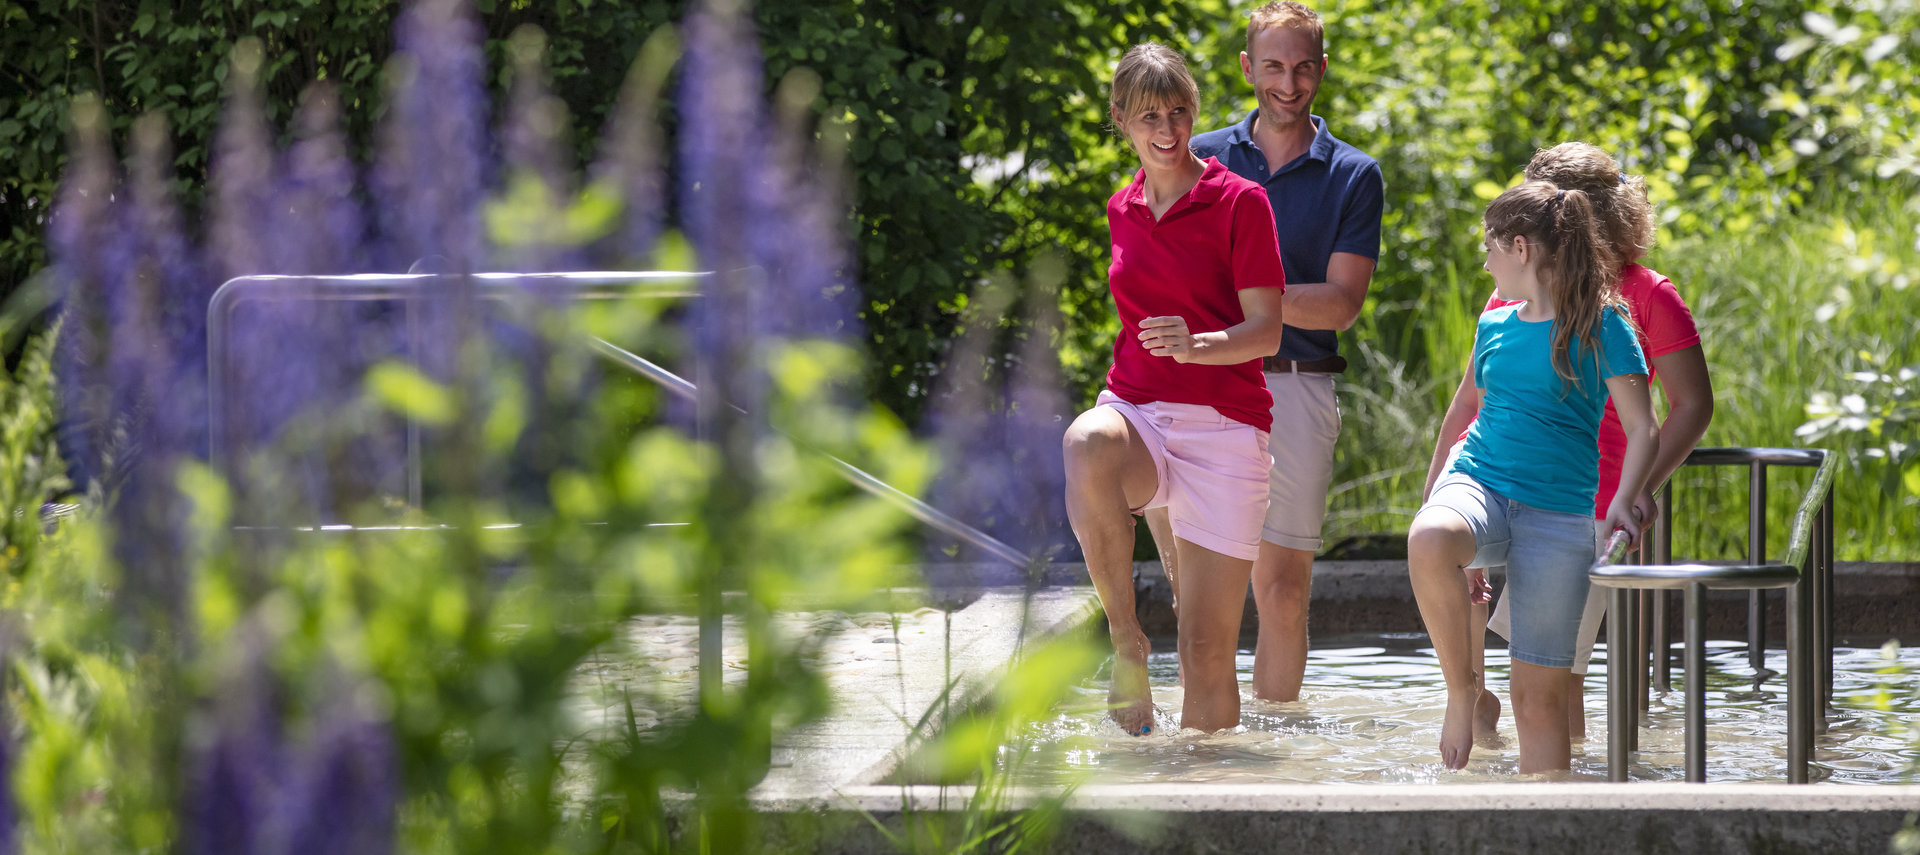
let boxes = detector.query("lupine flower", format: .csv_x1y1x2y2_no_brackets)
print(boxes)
677,0,772,421
180,647,285,855
268,687,398,855
590,31,674,267
49,96,120,492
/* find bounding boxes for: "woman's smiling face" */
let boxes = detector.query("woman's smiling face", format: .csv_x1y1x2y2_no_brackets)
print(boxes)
1115,99,1195,172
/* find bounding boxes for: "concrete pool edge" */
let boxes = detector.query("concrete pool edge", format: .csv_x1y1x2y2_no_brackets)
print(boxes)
751,782,1920,854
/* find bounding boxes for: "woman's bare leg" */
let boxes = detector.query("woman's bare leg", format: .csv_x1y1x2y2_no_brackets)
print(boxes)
1170,537,1253,732
1471,598,1501,740
1407,507,1481,769
1063,407,1161,735
1143,508,1180,618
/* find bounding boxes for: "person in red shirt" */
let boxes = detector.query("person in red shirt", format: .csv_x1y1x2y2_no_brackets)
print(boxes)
1063,43,1287,735
1421,142,1716,748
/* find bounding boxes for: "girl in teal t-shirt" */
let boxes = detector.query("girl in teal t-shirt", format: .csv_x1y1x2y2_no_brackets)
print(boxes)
1407,181,1658,775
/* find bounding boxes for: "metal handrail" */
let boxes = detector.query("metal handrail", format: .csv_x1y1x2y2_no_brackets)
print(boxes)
589,337,1032,568
207,270,1032,570
1589,446,1837,783
208,271,706,506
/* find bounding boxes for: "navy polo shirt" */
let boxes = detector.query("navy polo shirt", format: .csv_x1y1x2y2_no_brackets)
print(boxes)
1190,112,1384,363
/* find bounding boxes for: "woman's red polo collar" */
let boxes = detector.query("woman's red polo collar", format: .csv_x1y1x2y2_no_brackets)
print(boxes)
1123,157,1232,216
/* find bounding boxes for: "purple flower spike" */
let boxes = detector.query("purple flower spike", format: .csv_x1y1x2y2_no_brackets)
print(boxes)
500,25,580,272
48,97,120,491
374,0,489,274
283,82,367,276
591,34,674,268
678,0,774,417
268,690,398,855
923,282,1072,589
749,87,861,351
210,40,284,281
181,645,285,855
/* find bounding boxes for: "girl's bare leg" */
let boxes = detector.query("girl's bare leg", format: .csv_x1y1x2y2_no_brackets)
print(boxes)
1407,508,1481,769
1063,407,1161,735
1170,537,1253,732
1510,660,1574,772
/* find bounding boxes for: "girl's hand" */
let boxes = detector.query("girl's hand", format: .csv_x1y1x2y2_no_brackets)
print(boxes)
1139,316,1194,362
1603,504,1643,553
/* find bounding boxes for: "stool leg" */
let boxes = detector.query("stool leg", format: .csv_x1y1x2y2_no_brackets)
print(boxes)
1788,570,1811,783
1608,586,1634,782
1685,582,1707,783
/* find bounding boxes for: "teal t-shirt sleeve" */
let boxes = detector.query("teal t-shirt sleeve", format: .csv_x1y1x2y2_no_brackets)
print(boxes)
1599,306,1647,378
1470,313,1494,389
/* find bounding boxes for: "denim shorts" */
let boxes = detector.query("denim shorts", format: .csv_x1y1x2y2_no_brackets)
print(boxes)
1424,470,1600,668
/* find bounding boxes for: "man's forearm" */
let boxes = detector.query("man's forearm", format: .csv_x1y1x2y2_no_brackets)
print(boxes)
1280,280,1365,331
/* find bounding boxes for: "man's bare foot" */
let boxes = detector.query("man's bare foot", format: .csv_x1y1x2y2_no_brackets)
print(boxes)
1473,686,1502,742
1439,688,1477,770
1108,630,1156,736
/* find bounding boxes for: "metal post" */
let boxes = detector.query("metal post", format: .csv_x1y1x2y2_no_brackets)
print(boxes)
1747,463,1768,674
1684,581,1708,782
1637,588,1653,715
1811,506,1828,735
1653,487,1673,692
1787,565,1811,783
1607,585,1635,781
1822,487,1837,718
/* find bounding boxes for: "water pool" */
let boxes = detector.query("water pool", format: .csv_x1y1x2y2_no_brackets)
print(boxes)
1010,636,1920,785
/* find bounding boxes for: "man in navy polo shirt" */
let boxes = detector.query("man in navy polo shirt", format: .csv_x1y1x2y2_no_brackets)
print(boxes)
1146,0,1383,703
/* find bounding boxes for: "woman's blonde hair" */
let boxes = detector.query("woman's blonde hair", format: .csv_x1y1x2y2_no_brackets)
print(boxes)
1109,43,1199,127
1485,181,1632,392
1525,142,1657,263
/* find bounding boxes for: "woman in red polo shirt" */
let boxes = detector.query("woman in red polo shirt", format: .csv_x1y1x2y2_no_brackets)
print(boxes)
1062,43,1287,736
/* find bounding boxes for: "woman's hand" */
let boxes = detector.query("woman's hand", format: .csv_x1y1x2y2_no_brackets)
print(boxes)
1139,315,1195,362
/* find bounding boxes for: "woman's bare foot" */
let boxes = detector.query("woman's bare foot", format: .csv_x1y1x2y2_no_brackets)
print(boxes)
1474,686,1502,742
1440,687,1478,769
1108,630,1156,735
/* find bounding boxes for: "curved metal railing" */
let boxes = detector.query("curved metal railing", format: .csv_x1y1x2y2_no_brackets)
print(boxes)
1589,446,1838,783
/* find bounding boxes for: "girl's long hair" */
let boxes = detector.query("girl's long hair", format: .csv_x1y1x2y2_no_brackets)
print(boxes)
1524,141,1657,264
1485,181,1631,392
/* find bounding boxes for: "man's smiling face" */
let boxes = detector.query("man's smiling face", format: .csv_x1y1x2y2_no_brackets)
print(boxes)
1241,25,1325,132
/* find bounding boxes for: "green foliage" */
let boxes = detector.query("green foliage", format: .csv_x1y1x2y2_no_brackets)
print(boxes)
0,323,70,576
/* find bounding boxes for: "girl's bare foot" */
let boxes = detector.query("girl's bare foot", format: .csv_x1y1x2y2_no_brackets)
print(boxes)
1474,686,1502,742
1108,630,1156,735
1440,687,1478,769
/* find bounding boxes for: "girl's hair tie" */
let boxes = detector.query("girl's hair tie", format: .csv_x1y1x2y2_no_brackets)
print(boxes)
1556,188,1566,203
1619,172,1629,184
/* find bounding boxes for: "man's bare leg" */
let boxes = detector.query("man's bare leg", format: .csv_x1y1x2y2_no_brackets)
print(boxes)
1063,407,1161,735
1172,537,1254,732
1407,508,1481,770
1250,541,1312,701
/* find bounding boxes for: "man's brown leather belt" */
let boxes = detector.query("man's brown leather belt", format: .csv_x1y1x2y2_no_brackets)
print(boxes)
1261,355,1349,374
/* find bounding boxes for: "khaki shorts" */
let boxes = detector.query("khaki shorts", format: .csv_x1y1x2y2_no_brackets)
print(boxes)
1261,371,1341,551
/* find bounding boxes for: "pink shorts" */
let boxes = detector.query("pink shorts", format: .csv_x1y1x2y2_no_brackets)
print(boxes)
1097,390,1272,561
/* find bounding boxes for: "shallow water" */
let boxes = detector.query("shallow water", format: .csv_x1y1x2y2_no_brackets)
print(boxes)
1010,637,1920,785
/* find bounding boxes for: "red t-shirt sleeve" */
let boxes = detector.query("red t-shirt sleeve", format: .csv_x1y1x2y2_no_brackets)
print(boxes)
1633,274,1702,359
1229,188,1287,293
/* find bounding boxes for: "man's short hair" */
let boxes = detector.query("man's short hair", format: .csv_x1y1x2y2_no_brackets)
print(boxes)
1247,1,1325,56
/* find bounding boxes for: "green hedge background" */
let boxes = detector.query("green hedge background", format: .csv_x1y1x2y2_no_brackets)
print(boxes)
3,0,1917,555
